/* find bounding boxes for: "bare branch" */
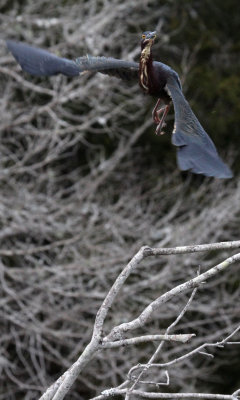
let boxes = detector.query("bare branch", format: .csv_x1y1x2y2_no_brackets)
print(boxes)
129,325,240,374
40,245,240,400
1,1,239,399
126,287,198,397
101,334,195,348
145,241,240,256
106,251,240,341
94,388,239,400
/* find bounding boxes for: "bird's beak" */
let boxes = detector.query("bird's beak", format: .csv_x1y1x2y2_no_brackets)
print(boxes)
150,31,157,38
144,31,157,44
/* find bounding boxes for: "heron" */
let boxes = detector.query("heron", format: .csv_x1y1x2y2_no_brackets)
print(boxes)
6,31,232,178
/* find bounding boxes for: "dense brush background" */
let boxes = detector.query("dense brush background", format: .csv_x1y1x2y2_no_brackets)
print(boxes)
0,0,240,399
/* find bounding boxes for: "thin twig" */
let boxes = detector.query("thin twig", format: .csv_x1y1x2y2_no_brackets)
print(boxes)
126,287,198,397
39,244,240,400
106,252,240,341
94,389,239,399
101,334,195,348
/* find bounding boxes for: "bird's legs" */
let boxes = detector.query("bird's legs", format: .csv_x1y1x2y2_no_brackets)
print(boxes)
152,99,171,135
152,99,162,124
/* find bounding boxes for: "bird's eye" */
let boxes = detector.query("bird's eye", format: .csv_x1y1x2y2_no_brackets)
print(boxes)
142,34,146,39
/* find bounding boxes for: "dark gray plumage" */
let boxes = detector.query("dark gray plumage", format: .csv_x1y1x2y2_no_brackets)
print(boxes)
6,40,139,80
166,75,232,178
6,40,81,77
6,38,232,178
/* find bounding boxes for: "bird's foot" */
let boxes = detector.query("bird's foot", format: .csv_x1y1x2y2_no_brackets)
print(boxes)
155,121,167,135
153,103,171,135
153,107,166,124
152,99,162,124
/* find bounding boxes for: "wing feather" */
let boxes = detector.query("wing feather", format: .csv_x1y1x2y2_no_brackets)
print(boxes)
6,40,80,77
166,75,232,178
6,40,139,81
75,55,138,80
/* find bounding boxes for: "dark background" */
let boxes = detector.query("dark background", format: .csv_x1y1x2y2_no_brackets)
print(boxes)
0,0,240,399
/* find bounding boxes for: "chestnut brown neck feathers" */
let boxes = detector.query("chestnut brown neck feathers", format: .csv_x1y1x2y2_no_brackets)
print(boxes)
139,40,153,93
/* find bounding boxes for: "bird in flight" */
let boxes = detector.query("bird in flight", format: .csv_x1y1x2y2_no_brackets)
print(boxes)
6,31,232,178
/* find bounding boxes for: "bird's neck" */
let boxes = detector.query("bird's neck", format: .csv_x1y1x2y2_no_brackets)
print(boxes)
139,43,153,92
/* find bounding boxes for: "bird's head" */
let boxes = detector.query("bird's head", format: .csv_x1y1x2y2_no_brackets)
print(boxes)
141,31,157,50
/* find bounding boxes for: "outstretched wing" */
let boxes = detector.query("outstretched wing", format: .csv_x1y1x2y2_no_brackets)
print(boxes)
75,55,138,81
6,40,139,81
166,75,232,178
6,40,80,77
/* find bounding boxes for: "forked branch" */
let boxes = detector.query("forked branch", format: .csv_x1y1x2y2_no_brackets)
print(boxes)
39,240,240,400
